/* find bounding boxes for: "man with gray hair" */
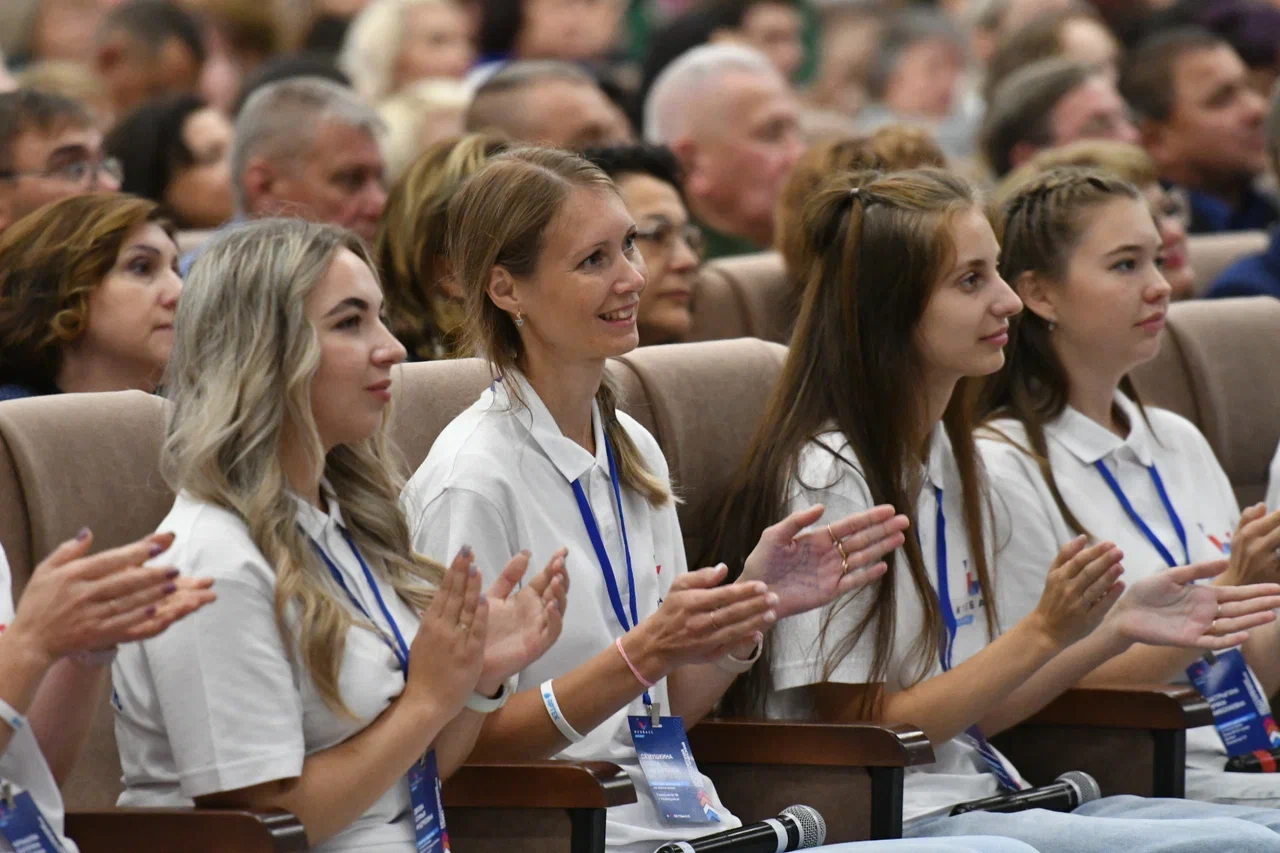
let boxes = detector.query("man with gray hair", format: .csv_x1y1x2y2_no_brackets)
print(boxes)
980,57,1137,178
644,43,802,259
465,61,632,150
232,76,387,244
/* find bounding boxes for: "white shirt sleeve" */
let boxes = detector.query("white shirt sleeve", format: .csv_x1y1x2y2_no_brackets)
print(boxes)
0,544,14,625
1266,440,1280,512
137,566,306,799
411,487,519,583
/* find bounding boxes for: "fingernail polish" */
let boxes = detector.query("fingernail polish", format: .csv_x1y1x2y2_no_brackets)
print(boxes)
163,582,177,594
148,543,165,557
460,545,473,559
165,568,180,579
145,606,157,617
76,527,90,542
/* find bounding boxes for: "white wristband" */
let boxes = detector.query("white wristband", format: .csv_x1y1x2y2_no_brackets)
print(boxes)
466,674,517,713
715,639,764,674
0,697,27,734
540,679,585,743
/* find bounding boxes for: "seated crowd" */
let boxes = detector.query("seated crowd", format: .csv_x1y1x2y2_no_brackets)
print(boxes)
7,2,1280,853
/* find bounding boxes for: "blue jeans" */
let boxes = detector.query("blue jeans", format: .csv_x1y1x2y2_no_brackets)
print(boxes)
822,840,1038,852
906,795,1280,852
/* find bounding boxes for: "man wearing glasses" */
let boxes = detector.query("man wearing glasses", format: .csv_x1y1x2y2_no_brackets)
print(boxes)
585,144,705,346
0,89,122,235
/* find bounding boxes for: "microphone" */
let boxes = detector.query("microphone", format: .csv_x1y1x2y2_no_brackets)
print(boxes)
949,771,1101,816
652,805,826,853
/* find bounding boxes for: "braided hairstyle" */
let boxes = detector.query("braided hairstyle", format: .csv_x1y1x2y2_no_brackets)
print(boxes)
978,166,1152,539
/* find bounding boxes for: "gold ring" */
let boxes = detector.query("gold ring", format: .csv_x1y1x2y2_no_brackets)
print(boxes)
841,556,851,575
1211,618,1218,633
835,539,849,562
827,524,838,546
459,622,470,633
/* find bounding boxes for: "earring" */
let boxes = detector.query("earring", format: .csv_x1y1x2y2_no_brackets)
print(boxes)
1047,321,1057,332
515,310,525,328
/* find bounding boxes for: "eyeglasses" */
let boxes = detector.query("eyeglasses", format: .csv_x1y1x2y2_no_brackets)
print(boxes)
0,156,124,186
1153,187,1191,230
634,221,705,260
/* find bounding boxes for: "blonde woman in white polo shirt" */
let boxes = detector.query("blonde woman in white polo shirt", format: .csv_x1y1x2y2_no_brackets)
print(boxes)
979,167,1280,809
708,167,1280,853
0,534,214,853
112,219,569,853
399,149,1044,853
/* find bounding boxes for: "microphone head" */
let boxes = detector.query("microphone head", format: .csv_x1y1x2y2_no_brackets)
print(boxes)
1056,771,1101,805
780,805,826,848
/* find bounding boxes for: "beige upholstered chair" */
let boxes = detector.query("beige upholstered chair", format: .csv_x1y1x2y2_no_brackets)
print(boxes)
1187,231,1269,297
688,253,794,346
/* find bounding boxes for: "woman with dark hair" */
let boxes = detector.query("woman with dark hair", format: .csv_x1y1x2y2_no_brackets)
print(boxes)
0,193,181,401
708,165,1280,851
474,0,624,64
104,94,234,230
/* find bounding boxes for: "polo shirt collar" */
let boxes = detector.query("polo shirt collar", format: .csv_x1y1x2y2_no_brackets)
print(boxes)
292,477,346,541
492,371,606,484
923,422,950,491
1046,392,1153,467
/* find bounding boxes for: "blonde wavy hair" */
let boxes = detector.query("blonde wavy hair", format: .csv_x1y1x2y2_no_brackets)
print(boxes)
447,146,671,507
163,218,444,715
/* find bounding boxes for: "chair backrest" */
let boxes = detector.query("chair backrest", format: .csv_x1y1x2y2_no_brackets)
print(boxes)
1130,296,1280,507
0,338,786,809
687,252,794,345
1187,231,1268,297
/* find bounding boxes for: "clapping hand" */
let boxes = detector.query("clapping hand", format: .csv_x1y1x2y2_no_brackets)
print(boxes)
478,548,570,695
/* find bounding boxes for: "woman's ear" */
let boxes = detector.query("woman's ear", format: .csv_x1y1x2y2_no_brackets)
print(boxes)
485,266,521,316
1014,270,1058,326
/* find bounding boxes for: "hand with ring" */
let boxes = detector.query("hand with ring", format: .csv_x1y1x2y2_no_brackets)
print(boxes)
401,546,488,719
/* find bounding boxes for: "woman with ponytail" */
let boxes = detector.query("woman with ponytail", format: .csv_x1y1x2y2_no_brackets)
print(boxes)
401,147,1025,853
113,218,568,852
709,166,1280,852
979,166,1280,808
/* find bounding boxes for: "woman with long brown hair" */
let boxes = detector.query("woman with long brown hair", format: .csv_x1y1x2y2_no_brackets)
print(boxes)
979,166,1280,809
708,166,1280,852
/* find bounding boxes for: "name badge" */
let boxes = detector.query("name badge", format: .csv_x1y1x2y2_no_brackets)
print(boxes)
0,788,67,853
1187,649,1280,756
408,750,450,853
628,709,720,826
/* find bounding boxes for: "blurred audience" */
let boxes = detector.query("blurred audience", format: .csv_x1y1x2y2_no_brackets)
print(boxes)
994,139,1196,300
339,0,474,103
466,61,632,149
475,0,627,65
106,93,235,231
805,3,879,118
231,76,386,245
645,43,801,259
1122,27,1274,234
377,79,471,184
0,89,120,235
984,4,1123,100
15,60,115,130
0,55,13,93
982,58,1137,178
0,0,105,68
230,51,351,116
775,125,947,291
94,0,206,115
375,133,509,361
1208,82,1280,301
585,143,701,346
195,0,289,114
0,193,181,401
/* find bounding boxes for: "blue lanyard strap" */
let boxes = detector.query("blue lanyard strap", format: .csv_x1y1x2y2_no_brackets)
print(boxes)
309,528,411,677
1093,461,1190,569
571,434,651,707
932,486,957,672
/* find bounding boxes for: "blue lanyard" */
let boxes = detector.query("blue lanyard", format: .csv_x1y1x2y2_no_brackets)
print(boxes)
1093,460,1190,569
930,486,959,672
570,433,651,708
309,528,411,678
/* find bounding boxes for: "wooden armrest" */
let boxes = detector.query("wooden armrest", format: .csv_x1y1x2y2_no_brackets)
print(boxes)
444,760,637,809
67,808,308,853
1020,685,1210,730
689,718,934,768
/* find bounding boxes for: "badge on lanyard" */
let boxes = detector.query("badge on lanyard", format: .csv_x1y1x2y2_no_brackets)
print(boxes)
0,784,67,853
628,713,721,826
572,437,719,825
1094,461,1280,756
308,529,450,851
409,750,451,853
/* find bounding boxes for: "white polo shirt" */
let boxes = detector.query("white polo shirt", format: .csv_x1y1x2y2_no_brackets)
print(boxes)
0,545,78,853
767,425,1027,824
977,394,1280,802
112,486,426,852
401,372,737,853
1266,440,1280,510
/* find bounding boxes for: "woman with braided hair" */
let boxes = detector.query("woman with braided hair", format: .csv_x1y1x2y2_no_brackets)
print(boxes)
979,165,1280,809
709,164,1280,851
